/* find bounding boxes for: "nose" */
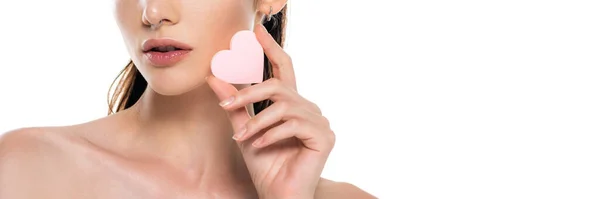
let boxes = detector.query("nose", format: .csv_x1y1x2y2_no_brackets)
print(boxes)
142,0,181,29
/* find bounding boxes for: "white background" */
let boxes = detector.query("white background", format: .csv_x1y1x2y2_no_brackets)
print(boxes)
1,0,599,198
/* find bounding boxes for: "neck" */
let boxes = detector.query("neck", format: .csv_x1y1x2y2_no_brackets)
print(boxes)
124,82,253,186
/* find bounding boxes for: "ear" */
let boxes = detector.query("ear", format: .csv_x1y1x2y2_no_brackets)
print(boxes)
256,0,288,20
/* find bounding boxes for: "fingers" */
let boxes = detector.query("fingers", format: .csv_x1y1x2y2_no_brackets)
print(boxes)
205,75,238,100
219,78,298,111
206,75,251,139
209,73,335,153
233,101,305,141
251,119,307,148
254,23,296,90
232,100,333,152
208,25,334,153
252,119,334,153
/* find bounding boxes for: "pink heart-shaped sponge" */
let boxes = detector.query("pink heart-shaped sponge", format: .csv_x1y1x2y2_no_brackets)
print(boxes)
211,30,264,84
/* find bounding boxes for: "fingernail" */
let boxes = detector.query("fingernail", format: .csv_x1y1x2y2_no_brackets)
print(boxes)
233,127,246,140
219,96,235,107
252,137,263,147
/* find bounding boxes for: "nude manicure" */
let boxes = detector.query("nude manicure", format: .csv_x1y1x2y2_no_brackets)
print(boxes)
233,127,246,140
219,96,235,107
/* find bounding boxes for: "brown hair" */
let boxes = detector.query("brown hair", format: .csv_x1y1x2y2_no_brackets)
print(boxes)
107,6,288,115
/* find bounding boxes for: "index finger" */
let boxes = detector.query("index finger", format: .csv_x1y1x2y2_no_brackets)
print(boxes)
254,23,296,90
205,75,251,142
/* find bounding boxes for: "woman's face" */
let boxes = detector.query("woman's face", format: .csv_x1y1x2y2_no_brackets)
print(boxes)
114,0,259,95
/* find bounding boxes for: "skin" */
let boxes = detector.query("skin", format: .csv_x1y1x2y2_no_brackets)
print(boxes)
0,0,376,198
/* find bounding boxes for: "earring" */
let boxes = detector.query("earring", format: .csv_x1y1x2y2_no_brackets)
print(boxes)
267,6,273,21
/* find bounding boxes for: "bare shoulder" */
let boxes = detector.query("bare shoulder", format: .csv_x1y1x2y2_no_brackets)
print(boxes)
0,126,79,172
315,178,377,199
0,127,65,158
0,126,79,153
0,123,107,169
0,127,74,197
0,113,123,160
0,114,128,198
0,125,100,196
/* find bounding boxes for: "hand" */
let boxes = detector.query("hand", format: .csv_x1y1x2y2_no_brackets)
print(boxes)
206,23,335,199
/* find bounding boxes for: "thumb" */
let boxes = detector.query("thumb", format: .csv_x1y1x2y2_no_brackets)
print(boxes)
205,75,251,140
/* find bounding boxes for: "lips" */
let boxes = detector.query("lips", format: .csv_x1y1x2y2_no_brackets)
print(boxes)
141,38,193,67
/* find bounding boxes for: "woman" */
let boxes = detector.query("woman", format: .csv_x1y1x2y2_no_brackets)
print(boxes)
0,0,375,198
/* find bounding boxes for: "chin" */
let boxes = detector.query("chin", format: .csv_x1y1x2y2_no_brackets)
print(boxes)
148,79,205,96
144,68,208,96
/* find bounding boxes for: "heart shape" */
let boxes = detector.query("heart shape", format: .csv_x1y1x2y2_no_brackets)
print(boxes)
211,30,264,84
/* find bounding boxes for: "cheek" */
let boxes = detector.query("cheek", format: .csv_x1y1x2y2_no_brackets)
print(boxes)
184,0,256,63
114,0,143,53
114,0,143,22
177,0,256,72
183,0,255,41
